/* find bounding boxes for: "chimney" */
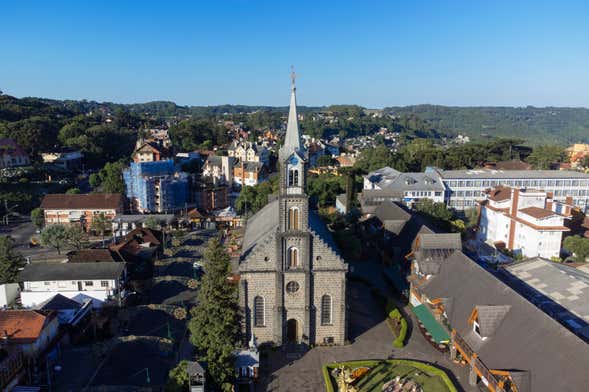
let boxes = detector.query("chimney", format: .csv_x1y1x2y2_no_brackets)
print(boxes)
510,188,520,217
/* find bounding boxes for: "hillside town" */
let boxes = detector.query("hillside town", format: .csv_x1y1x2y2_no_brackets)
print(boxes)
2,73,589,392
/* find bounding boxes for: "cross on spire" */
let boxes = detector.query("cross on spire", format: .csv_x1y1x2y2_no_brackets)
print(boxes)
290,65,296,90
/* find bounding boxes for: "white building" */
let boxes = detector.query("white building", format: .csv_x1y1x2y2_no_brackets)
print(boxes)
202,155,234,185
19,262,127,308
429,167,589,211
364,166,589,212
477,187,570,259
362,167,445,207
228,141,270,167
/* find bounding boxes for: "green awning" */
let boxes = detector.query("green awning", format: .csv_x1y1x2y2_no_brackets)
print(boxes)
412,304,451,344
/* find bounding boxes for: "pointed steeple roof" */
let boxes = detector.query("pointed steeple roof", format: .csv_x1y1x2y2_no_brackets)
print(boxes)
279,68,306,161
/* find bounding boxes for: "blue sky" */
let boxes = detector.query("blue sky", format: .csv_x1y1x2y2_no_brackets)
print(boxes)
1,1,588,107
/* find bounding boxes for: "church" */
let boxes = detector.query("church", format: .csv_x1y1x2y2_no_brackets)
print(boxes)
238,74,348,346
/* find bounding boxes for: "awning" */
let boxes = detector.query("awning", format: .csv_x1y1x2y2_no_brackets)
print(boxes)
412,304,451,343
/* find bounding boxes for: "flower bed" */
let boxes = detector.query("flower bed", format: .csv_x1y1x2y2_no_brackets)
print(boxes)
323,360,457,392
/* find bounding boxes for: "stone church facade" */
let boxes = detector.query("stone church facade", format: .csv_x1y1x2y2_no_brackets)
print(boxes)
238,74,348,346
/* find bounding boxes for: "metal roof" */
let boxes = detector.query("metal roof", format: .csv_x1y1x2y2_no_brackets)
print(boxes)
19,262,126,282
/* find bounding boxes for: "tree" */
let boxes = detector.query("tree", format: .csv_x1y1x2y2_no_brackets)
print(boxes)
66,187,81,194
143,216,160,230
0,236,26,283
30,208,44,229
188,238,239,391
91,213,111,240
563,235,589,262
165,360,189,392
525,145,566,169
97,161,126,194
65,225,87,250
41,225,69,254
316,154,334,167
89,173,101,189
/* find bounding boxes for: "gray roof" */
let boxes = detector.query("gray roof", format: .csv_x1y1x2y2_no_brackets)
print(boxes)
375,172,445,192
435,168,589,179
40,294,82,310
279,79,306,161
373,202,411,235
114,214,176,224
241,199,279,254
419,251,589,392
475,305,511,337
506,258,589,324
240,198,342,262
19,262,126,282
418,233,462,250
364,166,401,184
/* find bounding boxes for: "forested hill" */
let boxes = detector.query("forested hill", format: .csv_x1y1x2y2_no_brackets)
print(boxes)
383,105,589,145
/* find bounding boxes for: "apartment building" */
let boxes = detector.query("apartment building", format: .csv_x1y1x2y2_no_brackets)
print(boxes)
477,187,569,259
41,193,124,230
428,167,589,211
123,160,189,213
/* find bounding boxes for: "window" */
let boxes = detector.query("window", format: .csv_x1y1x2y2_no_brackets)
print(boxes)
288,169,299,187
101,281,109,288
253,296,265,327
473,320,482,337
321,295,332,325
286,281,300,294
288,207,300,230
85,281,94,287
44,282,51,286
288,247,299,268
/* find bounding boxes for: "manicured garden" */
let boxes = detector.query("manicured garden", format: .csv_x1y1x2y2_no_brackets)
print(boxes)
323,360,457,392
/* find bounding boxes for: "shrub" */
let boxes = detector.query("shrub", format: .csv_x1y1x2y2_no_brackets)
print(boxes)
393,318,408,348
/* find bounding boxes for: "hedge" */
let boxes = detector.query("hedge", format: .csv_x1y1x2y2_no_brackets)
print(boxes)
392,317,408,348
322,359,458,392
386,302,408,348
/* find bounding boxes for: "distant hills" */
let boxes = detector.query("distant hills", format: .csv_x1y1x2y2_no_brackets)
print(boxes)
383,105,589,145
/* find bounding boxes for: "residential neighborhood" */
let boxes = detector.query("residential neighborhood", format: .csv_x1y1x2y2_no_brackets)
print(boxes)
2,2,589,391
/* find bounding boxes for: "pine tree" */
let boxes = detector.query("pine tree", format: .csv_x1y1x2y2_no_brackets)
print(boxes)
0,236,26,283
188,238,239,391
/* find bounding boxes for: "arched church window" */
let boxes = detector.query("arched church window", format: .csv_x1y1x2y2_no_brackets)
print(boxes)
254,296,265,327
288,247,299,268
288,207,300,230
321,295,332,325
288,169,299,187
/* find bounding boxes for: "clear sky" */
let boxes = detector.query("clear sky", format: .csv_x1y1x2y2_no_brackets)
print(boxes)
1,1,588,108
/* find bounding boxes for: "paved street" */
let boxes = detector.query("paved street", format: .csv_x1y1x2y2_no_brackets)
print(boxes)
52,228,216,391
259,261,478,392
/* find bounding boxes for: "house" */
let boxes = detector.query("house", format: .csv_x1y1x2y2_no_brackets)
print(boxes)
109,227,162,264
0,310,60,357
41,193,125,231
0,283,20,307
335,193,348,214
132,141,171,163
196,184,229,212
123,160,189,213
111,214,175,236
19,262,127,307
234,336,259,388
335,155,355,168
566,143,589,166
39,293,91,325
408,234,589,392
66,248,121,263
477,187,569,259
41,148,83,170
228,140,270,167
233,161,267,187
0,138,30,168
362,168,445,207
202,155,234,185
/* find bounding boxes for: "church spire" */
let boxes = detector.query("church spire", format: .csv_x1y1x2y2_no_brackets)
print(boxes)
279,67,304,161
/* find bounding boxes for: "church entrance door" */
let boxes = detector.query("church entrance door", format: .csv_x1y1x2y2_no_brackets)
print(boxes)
286,319,298,343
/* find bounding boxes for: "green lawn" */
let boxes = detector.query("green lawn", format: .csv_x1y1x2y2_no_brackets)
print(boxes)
323,360,457,392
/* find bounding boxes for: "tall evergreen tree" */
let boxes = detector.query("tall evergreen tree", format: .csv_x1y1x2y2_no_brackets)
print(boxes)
188,238,239,391
0,236,25,284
